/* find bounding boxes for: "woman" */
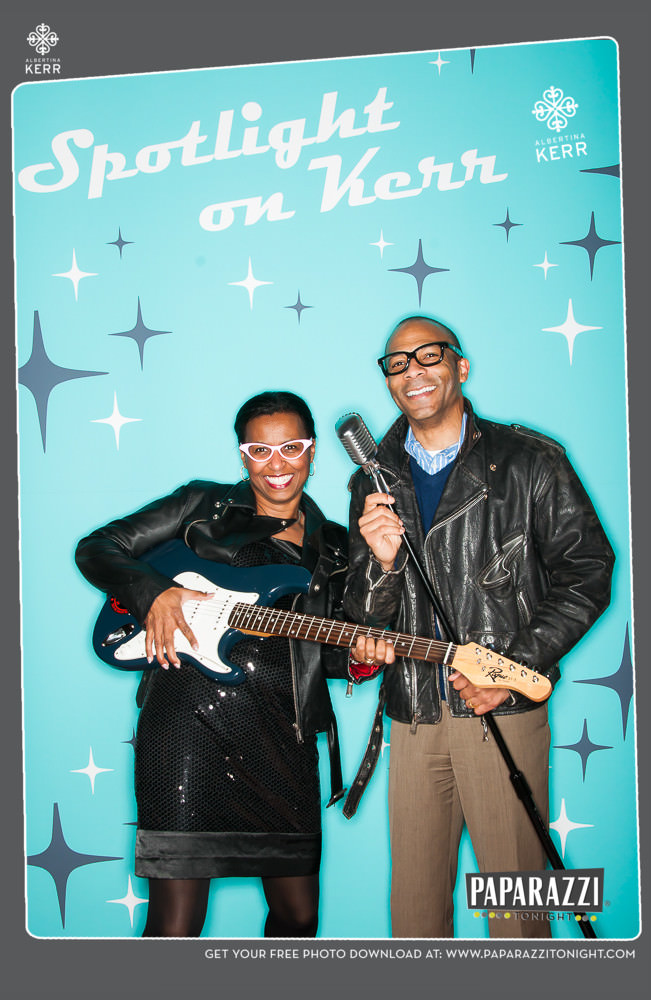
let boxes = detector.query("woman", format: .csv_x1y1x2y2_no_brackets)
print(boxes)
76,391,353,938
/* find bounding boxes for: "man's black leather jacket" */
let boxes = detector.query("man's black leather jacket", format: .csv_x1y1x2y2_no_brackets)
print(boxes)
76,480,349,803
343,400,615,726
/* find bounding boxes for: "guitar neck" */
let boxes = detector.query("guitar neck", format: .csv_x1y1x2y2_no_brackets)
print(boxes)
229,603,456,665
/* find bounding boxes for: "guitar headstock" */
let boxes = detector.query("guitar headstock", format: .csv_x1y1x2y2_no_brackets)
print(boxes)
454,643,552,702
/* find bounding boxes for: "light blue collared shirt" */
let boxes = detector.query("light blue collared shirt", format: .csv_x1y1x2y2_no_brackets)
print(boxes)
404,412,467,474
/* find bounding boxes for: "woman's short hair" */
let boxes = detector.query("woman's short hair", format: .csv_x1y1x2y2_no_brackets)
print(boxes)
234,391,316,443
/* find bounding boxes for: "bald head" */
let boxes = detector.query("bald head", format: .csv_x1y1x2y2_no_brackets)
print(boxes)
385,316,462,356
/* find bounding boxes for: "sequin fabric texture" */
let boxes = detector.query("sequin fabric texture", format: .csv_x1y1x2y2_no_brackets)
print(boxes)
135,540,320,843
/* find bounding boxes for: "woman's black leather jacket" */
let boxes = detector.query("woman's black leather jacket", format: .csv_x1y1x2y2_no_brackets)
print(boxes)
76,480,349,804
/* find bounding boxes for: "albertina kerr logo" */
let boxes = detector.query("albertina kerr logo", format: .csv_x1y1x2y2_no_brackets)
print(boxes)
26,24,61,76
532,86,579,132
531,85,586,164
27,24,59,55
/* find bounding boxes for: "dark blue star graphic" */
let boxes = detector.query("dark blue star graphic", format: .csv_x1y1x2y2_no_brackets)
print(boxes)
120,729,138,824
493,208,522,243
470,49,476,73
580,164,620,179
110,297,171,369
389,239,449,306
27,803,122,927
285,290,313,324
18,310,107,452
107,227,134,259
560,211,621,279
122,728,137,751
575,624,634,739
554,718,612,781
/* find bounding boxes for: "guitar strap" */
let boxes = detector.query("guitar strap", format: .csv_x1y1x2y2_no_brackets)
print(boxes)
342,684,387,818
326,716,346,807
302,520,348,807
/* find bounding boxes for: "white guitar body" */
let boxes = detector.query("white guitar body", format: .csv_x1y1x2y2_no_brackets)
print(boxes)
113,572,260,678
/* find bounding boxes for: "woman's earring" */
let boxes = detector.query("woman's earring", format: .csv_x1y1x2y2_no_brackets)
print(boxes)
241,465,249,481
309,461,315,477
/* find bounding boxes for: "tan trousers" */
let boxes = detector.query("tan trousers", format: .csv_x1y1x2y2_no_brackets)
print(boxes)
388,704,552,939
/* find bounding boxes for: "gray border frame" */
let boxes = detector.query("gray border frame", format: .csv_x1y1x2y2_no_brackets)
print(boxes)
4,2,648,996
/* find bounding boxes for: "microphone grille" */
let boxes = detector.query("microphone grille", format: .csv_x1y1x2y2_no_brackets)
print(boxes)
335,413,378,467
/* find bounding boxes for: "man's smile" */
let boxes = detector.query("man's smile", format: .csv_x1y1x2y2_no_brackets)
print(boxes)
406,384,437,398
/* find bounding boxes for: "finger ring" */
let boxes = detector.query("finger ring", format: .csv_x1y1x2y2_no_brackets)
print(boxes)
468,699,475,709
364,656,375,664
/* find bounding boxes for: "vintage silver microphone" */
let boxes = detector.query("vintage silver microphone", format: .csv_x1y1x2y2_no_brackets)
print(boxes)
335,412,389,495
335,410,452,633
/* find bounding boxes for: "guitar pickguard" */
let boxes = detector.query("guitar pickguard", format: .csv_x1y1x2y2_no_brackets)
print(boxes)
92,539,312,684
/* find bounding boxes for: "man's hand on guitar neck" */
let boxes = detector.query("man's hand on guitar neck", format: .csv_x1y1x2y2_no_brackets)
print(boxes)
144,586,213,668
449,669,511,715
349,634,396,682
348,638,511,710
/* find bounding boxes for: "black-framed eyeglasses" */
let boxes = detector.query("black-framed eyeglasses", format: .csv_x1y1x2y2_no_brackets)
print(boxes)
377,341,464,377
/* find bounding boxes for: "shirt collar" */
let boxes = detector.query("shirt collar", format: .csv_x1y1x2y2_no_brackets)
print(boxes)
404,412,467,476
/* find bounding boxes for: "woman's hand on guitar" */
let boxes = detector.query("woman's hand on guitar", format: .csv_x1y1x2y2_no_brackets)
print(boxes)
144,586,213,668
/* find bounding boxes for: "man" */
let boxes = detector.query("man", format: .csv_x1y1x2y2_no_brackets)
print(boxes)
343,315,614,938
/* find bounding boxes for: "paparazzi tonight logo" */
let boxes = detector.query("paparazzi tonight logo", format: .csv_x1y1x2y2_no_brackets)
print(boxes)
26,24,61,76
466,869,604,913
532,85,586,164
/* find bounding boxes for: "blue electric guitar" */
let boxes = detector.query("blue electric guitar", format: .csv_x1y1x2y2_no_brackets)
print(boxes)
92,539,551,700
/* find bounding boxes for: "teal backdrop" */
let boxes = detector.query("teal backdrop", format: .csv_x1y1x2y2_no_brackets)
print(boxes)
13,36,637,938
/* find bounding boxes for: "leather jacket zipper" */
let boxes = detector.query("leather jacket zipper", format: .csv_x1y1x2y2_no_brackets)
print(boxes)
427,487,489,535
417,487,488,727
517,589,532,625
289,593,303,743
409,659,419,732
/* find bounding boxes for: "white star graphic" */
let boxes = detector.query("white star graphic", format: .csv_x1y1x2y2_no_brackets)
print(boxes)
542,298,602,364
429,51,450,75
108,876,148,928
228,257,273,310
53,249,98,301
92,391,142,449
370,230,394,259
549,798,593,858
534,251,557,280
71,747,114,794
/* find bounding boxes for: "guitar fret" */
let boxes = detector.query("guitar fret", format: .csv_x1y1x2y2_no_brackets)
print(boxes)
255,606,275,633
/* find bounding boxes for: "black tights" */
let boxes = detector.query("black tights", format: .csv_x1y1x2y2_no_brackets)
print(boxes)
142,874,319,938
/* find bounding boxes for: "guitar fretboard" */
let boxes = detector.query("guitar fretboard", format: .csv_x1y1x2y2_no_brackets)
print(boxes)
228,602,458,665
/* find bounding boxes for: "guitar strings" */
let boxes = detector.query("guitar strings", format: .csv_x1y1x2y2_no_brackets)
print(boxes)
178,599,543,694
183,598,454,662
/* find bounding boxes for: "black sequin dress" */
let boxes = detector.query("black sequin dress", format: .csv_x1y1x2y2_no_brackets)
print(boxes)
134,539,321,879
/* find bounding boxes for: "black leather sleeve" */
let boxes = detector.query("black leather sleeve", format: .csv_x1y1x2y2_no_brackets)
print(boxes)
75,482,212,624
505,448,615,672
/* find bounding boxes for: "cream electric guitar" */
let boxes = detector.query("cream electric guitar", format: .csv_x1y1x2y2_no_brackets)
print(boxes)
92,540,551,701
